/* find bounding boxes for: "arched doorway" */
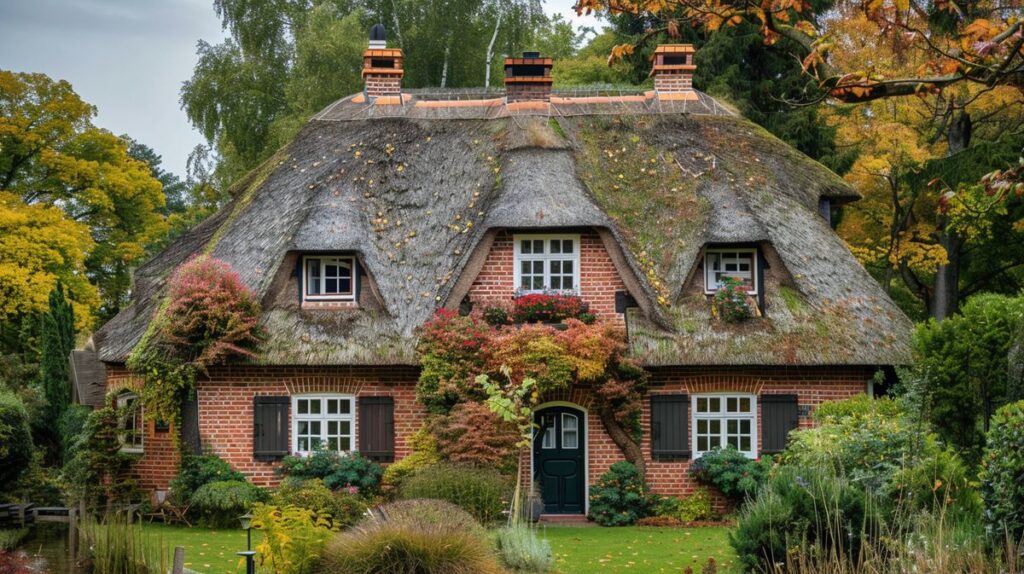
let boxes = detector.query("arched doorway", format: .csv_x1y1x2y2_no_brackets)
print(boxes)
533,404,586,514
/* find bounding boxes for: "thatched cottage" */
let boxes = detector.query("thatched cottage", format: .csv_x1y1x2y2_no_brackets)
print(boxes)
74,31,912,516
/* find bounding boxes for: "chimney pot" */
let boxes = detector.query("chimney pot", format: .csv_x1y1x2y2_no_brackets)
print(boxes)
652,44,697,101
363,26,403,100
504,50,553,103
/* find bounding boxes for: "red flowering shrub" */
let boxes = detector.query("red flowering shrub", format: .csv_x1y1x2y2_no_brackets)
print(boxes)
162,255,263,367
510,293,593,324
430,402,521,472
415,310,492,413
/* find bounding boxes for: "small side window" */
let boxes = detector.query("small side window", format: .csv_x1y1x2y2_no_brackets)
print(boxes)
116,392,144,453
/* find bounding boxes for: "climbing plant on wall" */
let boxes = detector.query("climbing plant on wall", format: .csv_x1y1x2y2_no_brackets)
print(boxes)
415,310,649,476
127,256,264,427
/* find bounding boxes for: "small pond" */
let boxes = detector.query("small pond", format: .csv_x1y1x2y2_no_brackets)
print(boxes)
4,523,83,574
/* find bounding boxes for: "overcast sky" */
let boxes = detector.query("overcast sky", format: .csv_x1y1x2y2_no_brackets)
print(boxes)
0,0,601,177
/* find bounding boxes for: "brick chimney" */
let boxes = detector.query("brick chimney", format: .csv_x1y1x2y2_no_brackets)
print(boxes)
652,44,697,100
362,24,403,99
504,52,553,103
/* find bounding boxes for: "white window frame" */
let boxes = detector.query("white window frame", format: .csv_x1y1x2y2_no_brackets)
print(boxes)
292,394,357,455
302,255,357,301
116,392,144,454
704,248,758,295
513,234,581,294
691,393,757,459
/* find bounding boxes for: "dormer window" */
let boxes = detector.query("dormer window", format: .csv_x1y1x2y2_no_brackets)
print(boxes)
303,255,356,301
704,248,758,295
513,234,580,294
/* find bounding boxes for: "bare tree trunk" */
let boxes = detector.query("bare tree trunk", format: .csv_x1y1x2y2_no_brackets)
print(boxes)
484,10,503,88
932,111,972,321
390,0,404,48
598,407,646,479
440,41,451,88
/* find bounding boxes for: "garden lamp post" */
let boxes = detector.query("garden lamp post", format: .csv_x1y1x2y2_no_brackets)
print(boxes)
237,551,256,574
238,513,253,550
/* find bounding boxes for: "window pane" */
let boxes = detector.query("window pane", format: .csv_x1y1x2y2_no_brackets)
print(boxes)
532,261,544,273
542,426,555,449
697,398,707,412
340,437,351,451
562,240,574,254
727,419,737,433
551,261,561,273
562,260,573,273
533,240,543,253
739,397,751,412
562,277,573,290
310,421,321,434
298,438,309,451
709,398,721,412
326,278,338,293
697,420,707,433
563,414,577,430
521,240,532,254
698,436,708,451
727,436,739,449
740,419,751,434
550,277,562,290
709,420,720,433
741,437,751,452
298,400,309,415
709,436,721,449
340,421,351,434
298,421,308,434
340,400,351,414
328,421,338,434
309,400,321,414
328,437,339,451
532,277,543,290
521,261,532,275
339,277,351,293
727,397,738,412
550,240,561,254
327,400,338,414
563,430,578,449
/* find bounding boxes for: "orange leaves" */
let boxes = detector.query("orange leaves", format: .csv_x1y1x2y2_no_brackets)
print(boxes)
794,20,818,37
608,43,635,66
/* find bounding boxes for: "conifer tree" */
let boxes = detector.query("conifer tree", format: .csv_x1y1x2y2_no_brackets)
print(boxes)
41,282,75,422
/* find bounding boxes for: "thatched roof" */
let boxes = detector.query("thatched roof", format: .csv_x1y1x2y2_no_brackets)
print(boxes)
94,89,910,367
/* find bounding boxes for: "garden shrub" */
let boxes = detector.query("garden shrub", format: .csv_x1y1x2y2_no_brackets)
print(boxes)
252,503,335,574
730,465,883,572
370,499,483,535
892,445,981,517
318,499,503,574
980,400,1024,545
278,449,383,494
813,393,901,422
271,478,366,528
588,462,653,526
169,453,246,504
415,310,491,413
689,447,770,504
398,463,513,524
61,405,139,506
0,389,33,489
191,479,266,527
495,524,554,572
58,404,91,463
431,402,520,472
653,488,716,522
381,426,440,488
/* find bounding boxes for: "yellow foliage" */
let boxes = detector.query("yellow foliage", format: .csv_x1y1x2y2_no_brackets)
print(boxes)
0,192,98,330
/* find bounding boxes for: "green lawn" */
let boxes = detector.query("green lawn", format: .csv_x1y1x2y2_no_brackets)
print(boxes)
143,523,738,574
144,525,248,574
542,526,738,574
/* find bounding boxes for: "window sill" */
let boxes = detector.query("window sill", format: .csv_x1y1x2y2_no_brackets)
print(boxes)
302,300,359,310
119,448,144,456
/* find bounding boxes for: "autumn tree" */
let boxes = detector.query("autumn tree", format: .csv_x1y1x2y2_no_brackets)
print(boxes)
0,71,167,323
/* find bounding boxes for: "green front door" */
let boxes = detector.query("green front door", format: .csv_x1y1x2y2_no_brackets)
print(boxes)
533,406,585,514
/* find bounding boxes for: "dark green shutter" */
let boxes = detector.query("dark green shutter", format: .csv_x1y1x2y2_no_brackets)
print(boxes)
181,393,201,454
253,396,289,460
358,396,395,462
761,394,799,454
651,394,690,459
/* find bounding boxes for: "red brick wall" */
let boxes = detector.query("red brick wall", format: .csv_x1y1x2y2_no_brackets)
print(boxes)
467,230,627,322
109,363,868,506
107,366,180,492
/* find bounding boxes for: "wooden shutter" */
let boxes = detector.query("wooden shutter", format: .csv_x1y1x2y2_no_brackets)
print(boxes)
359,396,395,462
761,394,799,454
180,393,201,454
650,394,690,459
253,396,289,460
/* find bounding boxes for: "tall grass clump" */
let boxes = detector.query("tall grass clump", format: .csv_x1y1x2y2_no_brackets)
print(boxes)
0,529,28,551
317,500,504,574
398,463,512,524
79,513,166,574
495,524,553,572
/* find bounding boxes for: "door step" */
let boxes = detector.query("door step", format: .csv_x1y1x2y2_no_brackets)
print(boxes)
538,514,592,526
